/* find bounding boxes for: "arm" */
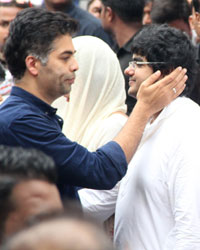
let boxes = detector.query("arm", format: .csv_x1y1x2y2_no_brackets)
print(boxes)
114,67,187,162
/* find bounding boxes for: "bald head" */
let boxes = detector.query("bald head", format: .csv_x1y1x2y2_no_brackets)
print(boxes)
2,217,114,250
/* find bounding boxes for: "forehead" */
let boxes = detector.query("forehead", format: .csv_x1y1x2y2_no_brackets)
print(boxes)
0,6,22,21
11,180,63,213
50,34,75,55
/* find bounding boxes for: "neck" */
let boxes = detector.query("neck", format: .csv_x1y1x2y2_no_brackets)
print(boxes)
15,75,54,105
113,20,142,48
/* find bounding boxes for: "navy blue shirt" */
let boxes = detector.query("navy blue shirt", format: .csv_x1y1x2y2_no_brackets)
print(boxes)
0,87,127,199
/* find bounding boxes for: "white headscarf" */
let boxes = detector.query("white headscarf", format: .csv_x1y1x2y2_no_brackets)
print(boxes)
53,36,127,149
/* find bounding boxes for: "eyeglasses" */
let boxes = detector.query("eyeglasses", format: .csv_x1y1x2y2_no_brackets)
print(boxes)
129,61,167,69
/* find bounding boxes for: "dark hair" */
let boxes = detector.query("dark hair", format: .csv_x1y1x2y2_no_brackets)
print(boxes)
151,0,191,25
3,7,78,80
191,0,200,12
0,146,57,183
101,0,145,23
87,0,95,9
131,24,197,96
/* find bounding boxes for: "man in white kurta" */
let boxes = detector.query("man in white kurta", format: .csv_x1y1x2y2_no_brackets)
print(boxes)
114,97,200,250
79,24,200,250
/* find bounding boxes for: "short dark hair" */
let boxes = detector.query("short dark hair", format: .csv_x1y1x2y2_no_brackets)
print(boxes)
191,0,200,12
151,0,191,25
131,24,197,96
101,0,145,23
3,7,78,80
0,146,57,183
0,146,57,242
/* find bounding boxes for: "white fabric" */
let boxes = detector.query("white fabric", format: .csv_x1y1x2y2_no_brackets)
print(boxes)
53,35,127,149
78,113,127,221
115,97,200,250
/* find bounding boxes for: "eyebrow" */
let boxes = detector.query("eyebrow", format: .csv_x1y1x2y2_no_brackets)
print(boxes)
132,56,145,62
60,50,76,56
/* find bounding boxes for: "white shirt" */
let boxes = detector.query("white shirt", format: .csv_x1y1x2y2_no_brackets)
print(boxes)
114,97,200,250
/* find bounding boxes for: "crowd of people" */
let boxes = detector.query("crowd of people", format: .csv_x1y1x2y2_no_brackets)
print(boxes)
0,0,199,250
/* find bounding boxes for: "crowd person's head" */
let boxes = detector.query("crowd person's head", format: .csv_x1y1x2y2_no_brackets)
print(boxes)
0,146,63,242
125,24,197,99
151,0,191,37
142,0,153,25
100,0,145,33
189,0,200,42
1,214,114,250
0,0,30,61
87,0,102,19
3,7,79,102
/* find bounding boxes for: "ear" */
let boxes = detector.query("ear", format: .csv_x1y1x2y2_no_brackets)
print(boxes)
189,15,194,30
106,6,115,22
25,55,40,76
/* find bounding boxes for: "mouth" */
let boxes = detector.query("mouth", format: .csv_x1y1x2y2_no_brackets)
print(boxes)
129,79,136,86
67,77,75,84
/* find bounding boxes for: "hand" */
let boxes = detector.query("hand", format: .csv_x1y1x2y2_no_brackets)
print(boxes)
136,67,187,117
0,95,3,102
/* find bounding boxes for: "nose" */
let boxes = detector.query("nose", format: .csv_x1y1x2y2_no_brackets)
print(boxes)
70,57,79,72
124,64,135,76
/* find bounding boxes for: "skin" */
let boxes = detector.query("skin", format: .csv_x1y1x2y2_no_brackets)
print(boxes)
4,219,113,250
88,0,102,19
168,19,191,38
4,179,63,238
0,6,23,52
189,7,200,43
19,34,78,105
126,55,154,99
142,1,153,25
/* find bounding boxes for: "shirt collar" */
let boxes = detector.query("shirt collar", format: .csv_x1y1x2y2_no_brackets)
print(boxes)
11,86,57,116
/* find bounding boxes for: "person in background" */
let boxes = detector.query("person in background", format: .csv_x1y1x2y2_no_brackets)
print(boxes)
151,0,192,37
0,146,63,243
87,0,102,19
1,214,114,250
0,0,30,102
100,0,145,115
142,0,153,25
43,0,113,47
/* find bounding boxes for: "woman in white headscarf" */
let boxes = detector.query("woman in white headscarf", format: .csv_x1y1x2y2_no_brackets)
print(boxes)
53,36,128,227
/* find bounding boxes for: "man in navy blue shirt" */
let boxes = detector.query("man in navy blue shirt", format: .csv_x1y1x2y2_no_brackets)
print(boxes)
0,8,187,199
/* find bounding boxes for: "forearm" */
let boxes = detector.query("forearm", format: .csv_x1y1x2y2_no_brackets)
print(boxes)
114,101,150,163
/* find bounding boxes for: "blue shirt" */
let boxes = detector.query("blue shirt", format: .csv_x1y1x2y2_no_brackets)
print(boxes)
0,87,127,199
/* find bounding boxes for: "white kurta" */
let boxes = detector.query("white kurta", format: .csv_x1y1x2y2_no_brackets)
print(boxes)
114,97,200,250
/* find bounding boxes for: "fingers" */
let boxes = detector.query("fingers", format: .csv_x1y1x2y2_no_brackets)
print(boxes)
142,70,161,87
